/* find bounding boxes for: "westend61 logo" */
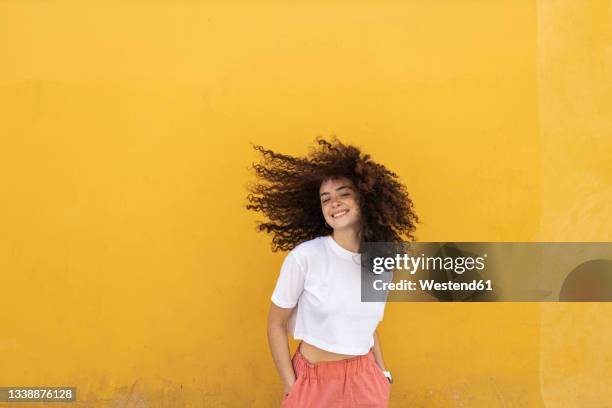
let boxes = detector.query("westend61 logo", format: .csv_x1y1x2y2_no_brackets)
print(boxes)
361,243,498,301
371,253,487,275
361,242,612,302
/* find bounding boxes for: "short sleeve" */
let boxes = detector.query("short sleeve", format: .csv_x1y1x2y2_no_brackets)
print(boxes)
271,251,306,308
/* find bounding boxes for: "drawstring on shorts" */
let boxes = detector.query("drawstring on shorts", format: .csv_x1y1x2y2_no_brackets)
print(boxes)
293,341,376,395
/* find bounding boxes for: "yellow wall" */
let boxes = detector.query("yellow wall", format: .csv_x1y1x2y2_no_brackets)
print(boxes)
0,1,609,406
538,1,612,406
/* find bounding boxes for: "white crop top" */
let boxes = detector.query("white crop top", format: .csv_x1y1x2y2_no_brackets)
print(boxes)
271,235,386,355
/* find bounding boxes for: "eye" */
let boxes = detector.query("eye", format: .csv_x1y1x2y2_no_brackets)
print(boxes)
321,198,330,204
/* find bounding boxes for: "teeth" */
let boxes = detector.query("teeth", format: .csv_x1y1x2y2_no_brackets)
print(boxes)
332,210,348,218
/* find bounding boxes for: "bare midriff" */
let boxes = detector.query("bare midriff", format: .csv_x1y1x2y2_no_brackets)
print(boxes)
299,341,359,363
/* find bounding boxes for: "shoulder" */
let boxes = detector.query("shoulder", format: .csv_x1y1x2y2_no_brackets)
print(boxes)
289,236,328,258
276,237,329,277
285,236,331,269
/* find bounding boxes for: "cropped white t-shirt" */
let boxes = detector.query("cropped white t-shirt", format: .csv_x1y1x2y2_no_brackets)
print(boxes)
271,235,386,355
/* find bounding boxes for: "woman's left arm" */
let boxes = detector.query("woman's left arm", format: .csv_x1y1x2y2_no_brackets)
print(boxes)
372,329,387,371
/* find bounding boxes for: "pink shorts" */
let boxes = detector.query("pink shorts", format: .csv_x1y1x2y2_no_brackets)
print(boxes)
281,343,391,407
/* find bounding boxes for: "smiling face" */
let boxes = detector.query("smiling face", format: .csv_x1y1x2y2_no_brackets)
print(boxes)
319,177,361,232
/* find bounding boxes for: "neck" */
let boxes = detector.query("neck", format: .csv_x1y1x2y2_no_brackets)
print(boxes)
332,226,361,253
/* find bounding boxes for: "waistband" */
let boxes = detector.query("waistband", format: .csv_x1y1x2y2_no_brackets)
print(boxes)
292,342,376,380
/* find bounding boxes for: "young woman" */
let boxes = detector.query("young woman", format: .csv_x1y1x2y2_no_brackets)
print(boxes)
247,138,418,407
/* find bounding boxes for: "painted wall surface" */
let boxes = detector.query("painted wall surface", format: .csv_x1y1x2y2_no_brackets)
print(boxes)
538,1,612,407
0,1,609,407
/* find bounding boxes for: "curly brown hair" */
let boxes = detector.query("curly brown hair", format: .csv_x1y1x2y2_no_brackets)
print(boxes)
246,137,419,252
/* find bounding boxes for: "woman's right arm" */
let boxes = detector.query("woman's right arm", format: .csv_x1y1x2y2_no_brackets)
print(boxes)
268,302,297,396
